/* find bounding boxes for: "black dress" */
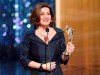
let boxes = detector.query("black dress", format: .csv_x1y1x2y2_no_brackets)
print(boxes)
19,26,69,75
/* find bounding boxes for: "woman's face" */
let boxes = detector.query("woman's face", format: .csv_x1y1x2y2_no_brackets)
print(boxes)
39,7,51,26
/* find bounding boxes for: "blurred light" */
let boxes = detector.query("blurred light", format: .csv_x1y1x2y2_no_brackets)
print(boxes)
13,25,21,29
25,2,30,7
4,6,7,10
13,25,17,29
16,17,20,22
14,4,19,9
23,19,27,23
20,21,23,25
3,32,7,36
2,13,6,17
27,24,31,28
13,17,20,23
27,13,31,17
2,24,6,27
13,19,16,23
15,13,19,17
15,37,20,43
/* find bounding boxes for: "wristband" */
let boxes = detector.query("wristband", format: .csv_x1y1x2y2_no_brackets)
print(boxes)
39,63,43,70
63,51,70,56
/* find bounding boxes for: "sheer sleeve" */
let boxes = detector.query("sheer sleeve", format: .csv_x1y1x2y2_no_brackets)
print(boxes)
60,33,69,65
19,34,31,68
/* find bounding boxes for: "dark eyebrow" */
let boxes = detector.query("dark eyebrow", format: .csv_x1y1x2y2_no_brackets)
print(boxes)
40,11,50,14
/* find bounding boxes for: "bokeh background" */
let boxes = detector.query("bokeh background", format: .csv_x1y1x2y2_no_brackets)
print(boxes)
0,0,100,75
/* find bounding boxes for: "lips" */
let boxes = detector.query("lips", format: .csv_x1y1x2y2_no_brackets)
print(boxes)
42,20,50,22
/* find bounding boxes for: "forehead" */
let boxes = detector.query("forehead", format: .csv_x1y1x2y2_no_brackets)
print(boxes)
40,7,50,13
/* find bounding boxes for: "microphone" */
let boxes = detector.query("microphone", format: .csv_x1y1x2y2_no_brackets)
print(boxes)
46,28,49,33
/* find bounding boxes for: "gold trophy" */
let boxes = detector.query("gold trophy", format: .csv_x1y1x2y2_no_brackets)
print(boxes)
63,25,74,55
65,25,74,43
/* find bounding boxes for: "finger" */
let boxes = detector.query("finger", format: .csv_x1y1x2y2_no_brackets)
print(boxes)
51,62,55,65
71,47,74,52
51,65,54,69
50,63,55,69
68,42,72,44
70,45,74,49
51,66,55,70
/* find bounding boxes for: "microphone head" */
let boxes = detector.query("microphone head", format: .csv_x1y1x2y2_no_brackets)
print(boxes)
46,28,49,32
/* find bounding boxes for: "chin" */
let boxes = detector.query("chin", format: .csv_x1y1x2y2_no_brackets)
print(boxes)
42,23,50,26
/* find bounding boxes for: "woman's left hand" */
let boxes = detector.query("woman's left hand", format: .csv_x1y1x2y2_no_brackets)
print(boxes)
66,42,75,55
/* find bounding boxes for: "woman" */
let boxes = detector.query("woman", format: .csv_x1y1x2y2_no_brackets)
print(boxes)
19,2,74,75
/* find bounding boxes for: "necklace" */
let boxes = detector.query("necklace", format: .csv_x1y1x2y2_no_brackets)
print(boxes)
38,31,47,37
38,27,50,37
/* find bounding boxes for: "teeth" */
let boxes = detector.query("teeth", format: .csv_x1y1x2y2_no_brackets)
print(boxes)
43,20,48,22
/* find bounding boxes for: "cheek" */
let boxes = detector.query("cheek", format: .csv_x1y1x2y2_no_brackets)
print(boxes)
40,16,43,20
40,20,42,24
49,16,51,19
40,17,43,22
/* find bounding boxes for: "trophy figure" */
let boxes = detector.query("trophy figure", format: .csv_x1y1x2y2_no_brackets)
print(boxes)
63,25,74,55
65,25,74,43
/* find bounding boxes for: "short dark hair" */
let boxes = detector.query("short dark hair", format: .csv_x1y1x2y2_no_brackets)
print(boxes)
29,3,55,29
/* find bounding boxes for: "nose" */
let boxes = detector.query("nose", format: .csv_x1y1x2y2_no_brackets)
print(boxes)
44,14,49,18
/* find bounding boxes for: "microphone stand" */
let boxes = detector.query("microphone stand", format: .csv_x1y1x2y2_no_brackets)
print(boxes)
46,28,52,74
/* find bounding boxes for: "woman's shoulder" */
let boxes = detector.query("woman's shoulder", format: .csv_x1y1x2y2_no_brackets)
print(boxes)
24,28,35,38
53,26,64,33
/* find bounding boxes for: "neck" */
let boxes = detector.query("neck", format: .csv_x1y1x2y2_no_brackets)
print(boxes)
39,25,49,30
37,25,50,36
37,26,49,37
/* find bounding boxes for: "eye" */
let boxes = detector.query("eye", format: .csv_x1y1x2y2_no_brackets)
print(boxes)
47,13,50,15
40,13,44,15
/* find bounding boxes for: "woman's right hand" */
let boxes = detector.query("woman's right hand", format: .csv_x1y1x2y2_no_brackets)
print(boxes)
42,62,56,71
